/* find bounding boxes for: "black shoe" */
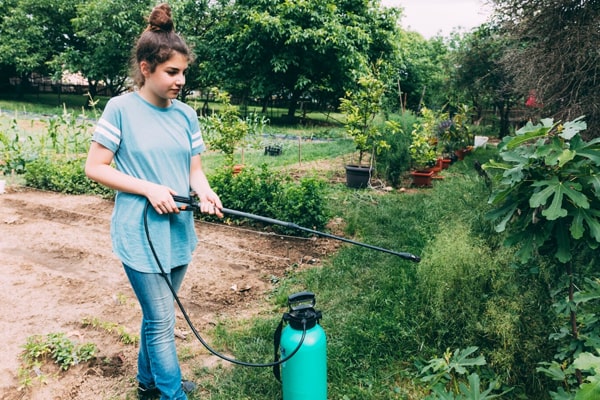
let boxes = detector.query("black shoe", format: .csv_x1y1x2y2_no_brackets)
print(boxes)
138,382,160,400
181,379,197,393
138,380,196,399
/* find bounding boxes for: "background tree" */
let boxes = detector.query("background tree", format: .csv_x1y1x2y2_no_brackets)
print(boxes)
169,0,214,103
0,0,80,95
201,0,401,120
492,0,600,135
396,32,449,111
66,0,152,99
447,23,514,137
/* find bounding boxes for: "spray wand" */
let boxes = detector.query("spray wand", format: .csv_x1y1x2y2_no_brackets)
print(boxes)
172,195,421,263
142,195,419,397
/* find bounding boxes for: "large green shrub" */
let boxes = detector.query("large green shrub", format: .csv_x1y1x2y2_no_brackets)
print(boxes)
24,156,113,197
375,115,413,187
483,117,600,397
207,164,329,235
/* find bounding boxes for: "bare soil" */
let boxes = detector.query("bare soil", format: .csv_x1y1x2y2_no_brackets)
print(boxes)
0,182,345,399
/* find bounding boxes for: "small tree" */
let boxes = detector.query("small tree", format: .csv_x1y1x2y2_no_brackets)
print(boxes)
200,89,267,167
339,70,397,166
409,106,441,169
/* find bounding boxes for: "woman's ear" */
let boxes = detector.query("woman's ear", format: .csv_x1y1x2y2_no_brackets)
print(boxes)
140,61,151,78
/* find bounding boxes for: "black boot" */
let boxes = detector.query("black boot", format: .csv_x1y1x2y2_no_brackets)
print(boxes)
137,382,160,400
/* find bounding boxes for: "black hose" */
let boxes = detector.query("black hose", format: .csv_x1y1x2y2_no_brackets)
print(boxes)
143,201,306,368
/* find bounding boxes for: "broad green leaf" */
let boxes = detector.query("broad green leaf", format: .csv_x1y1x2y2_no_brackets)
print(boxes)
585,175,600,197
575,380,600,400
573,352,600,400
531,178,589,220
481,160,512,171
502,165,525,185
569,134,600,164
537,136,565,165
458,374,481,398
486,202,517,232
558,149,576,168
530,183,557,209
559,116,587,140
571,208,600,242
537,361,567,381
571,209,586,239
487,186,516,207
574,352,600,371
505,129,551,149
500,148,532,164
516,118,554,135
583,209,600,242
577,149,600,165
574,291,600,303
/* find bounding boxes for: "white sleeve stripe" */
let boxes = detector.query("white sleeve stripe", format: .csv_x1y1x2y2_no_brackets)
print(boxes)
191,131,204,148
95,126,120,145
98,117,120,137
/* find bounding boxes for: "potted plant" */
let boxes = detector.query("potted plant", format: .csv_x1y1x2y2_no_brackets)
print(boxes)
339,69,397,188
438,104,474,161
409,118,438,187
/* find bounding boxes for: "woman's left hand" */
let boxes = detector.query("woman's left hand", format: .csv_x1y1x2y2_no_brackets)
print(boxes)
198,190,223,218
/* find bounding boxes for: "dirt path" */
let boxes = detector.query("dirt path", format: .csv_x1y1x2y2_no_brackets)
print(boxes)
0,186,340,399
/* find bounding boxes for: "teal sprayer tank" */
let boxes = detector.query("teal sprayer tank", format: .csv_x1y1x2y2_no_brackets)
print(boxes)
274,291,327,400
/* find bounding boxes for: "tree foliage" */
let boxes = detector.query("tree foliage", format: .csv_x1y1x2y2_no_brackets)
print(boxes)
67,0,152,96
0,0,80,78
0,0,410,117
395,31,449,111
447,24,515,137
199,0,401,118
492,0,600,135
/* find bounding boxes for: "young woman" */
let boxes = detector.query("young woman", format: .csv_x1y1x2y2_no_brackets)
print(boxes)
85,4,222,399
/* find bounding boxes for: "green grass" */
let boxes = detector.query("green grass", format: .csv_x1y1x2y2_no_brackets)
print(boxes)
192,147,554,399
0,93,110,114
199,139,356,175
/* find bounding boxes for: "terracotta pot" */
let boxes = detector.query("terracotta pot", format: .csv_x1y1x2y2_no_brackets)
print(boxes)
430,158,443,172
410,169,435,187
454,148,470,161
232,164,244,175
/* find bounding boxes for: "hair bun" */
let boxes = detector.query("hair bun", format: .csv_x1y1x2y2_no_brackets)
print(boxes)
147,3,174,33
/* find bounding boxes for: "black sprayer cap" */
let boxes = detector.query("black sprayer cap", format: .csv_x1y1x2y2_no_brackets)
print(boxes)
284,291,322,330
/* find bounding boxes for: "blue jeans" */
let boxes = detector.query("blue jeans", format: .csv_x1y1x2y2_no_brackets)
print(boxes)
124,264,188,400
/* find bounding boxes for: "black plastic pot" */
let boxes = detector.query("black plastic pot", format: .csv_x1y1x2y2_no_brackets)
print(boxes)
345,165,372,189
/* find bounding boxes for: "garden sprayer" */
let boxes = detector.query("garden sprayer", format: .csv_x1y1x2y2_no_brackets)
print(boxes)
141,195,420,399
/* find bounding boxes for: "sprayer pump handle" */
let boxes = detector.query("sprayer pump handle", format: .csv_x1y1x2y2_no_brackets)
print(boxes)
288,291,316,311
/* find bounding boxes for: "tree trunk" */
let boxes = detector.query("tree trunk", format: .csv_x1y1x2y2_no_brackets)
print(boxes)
286,91,301,120
261,95,270,114
499,99,511,138
567,262,583,386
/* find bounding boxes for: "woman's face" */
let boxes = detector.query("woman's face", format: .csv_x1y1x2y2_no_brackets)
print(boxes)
140,51,188,108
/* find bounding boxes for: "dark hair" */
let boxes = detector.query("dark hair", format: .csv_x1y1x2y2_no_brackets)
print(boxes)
131,3,192,87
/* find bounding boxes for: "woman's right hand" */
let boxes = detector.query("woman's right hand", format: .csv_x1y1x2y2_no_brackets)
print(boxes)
145,183,179,215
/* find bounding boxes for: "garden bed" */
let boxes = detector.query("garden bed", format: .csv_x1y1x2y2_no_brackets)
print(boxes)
0,187,341,399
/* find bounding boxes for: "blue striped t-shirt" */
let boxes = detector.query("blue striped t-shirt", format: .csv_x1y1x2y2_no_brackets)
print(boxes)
92,92,205,273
